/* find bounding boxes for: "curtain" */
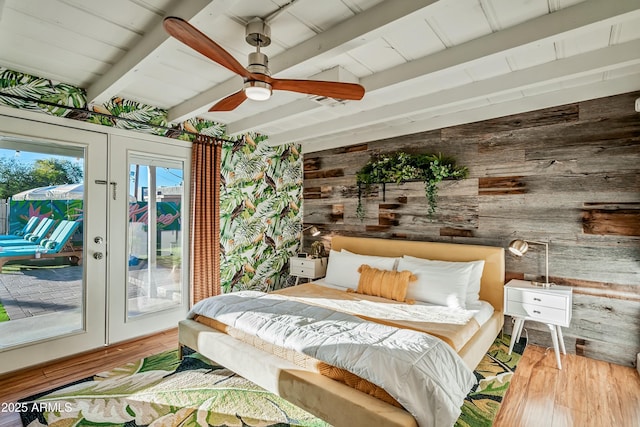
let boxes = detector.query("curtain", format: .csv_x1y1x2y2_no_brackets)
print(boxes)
190,135,222,305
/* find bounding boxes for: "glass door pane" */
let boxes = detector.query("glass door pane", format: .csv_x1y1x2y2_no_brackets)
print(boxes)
0,114,107,374
127,158,184,318
0,142,84,349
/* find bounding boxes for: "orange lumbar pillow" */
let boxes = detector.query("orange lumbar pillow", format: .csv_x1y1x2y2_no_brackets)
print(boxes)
355,264,417,303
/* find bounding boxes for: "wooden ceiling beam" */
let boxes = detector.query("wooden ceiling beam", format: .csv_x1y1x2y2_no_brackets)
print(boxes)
86,0,212,106
362,0,640,92
226,0,640,141
266,39,640,146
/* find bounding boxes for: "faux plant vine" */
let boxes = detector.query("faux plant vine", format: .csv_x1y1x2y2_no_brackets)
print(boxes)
355,151,468,220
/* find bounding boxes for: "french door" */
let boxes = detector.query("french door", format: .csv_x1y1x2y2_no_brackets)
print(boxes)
0,114,107,374
0,112,191,374
107,135,190,343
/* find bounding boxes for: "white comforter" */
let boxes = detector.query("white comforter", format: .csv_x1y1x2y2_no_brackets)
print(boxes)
286,291,476,325
188,291,476,427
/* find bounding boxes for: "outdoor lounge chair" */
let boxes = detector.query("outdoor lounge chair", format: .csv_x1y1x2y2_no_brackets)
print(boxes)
0,218,56,247
0,220,82,270
0,216,40,240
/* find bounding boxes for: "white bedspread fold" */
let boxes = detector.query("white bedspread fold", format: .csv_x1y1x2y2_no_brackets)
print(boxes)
189,291,476,427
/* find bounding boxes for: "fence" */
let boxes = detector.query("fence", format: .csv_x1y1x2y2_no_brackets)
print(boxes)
0,199,7,235
7,200,181,234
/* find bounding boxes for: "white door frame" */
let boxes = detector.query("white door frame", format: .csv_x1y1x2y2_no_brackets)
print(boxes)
107,134,191,344
0,113,108,374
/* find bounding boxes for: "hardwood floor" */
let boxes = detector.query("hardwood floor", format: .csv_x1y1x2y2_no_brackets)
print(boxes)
0,328,178,427
0,330,638,427
495,345,640,427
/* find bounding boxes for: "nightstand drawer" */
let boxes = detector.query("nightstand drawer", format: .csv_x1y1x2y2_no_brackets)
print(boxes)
290,265,315,276
290,258,317,269
505,300,568,325
507,287,567,310
505,299,570,326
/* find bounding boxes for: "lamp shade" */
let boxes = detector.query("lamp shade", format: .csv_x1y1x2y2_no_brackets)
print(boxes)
508,239,529,256
302,225,321,237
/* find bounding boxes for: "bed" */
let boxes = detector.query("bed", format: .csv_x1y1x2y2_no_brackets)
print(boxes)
179,236,505,427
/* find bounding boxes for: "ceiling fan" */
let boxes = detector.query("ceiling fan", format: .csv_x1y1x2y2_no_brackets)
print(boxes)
163,16,365,112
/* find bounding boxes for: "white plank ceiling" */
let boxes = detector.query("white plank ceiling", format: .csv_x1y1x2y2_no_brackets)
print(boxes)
0,0,639,152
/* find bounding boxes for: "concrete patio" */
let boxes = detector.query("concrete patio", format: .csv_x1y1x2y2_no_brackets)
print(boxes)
0,262,181,349
0,265,82,321
0,264,83,349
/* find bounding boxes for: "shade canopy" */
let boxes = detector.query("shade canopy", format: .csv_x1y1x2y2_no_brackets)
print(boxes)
11,184,84,201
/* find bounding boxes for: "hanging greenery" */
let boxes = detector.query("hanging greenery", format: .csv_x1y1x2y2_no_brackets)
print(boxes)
355,151,468,221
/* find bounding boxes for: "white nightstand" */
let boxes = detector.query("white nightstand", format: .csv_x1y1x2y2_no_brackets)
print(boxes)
504,279,573,369
289,257,327,285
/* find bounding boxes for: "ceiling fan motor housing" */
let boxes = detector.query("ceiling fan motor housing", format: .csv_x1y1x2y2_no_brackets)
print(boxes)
247,51,269,76
245,18,271,47
245,18,273,100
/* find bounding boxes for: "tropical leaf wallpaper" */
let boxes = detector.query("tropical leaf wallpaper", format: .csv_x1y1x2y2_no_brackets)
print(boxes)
0,67,224,141
0,67,303,293
221,134,303,293
0,68,86,116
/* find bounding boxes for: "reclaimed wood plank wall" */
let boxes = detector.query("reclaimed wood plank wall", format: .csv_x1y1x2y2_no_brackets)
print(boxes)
301,91,640,367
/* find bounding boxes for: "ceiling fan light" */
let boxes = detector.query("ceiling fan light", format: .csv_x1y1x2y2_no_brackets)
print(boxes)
244,81,272,101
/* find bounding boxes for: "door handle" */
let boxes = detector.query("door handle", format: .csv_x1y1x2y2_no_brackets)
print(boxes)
110,182,117,200
96,180,117,199
93,252,104,260
94,236,104,244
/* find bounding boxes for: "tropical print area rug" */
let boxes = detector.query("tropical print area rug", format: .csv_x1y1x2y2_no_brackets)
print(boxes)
19,335,526,427
455,334,527,427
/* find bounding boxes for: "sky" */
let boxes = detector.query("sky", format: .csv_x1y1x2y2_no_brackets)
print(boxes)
0,148,81,166
128,164,183,196
0,148,182,192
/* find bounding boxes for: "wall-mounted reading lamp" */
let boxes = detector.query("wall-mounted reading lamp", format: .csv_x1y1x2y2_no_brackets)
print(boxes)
302,226,321,237
508,239,554,287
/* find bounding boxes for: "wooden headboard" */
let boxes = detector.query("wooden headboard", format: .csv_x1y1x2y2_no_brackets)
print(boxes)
331,236,505,311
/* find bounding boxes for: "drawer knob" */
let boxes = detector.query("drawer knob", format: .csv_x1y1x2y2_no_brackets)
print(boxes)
533,297,541,301
533,310,541,314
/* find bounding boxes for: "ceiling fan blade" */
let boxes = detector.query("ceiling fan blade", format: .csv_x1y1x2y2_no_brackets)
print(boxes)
164,16,250,78
270,78,365,100
209,90,248,111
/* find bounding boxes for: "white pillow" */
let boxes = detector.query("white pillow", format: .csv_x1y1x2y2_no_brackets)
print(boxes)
342,249,400,270
324,250,397,290
396,257,473,308
403,255,485,306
